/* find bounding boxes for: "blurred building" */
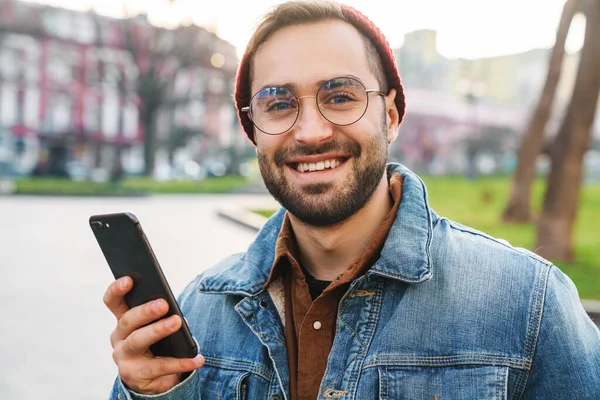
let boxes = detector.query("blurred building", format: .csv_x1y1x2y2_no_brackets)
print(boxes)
393,29,599,176
0,0,245,179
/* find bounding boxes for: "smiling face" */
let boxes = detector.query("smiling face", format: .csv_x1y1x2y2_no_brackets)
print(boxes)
251,20,399,227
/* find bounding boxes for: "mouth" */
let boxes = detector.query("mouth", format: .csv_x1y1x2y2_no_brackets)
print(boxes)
288,157,349,173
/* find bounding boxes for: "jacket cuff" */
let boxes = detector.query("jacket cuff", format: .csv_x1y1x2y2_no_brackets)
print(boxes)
110,370,198,400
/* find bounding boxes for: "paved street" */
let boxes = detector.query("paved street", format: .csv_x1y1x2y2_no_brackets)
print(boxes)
0,193,278,400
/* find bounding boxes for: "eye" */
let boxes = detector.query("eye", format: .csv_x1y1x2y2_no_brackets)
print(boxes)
268,102,292,111
266,98,297,112
322,91,356,106
329,93,353,104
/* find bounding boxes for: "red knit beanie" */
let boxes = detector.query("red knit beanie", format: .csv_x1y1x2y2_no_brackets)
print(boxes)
234,2,405,144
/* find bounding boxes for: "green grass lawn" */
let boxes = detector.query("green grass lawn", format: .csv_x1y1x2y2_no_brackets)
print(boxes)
252,176,600,300
13,175,253,196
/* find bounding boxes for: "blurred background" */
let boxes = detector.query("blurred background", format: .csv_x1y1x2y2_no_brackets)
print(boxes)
0,0,598,398
0,0,596,184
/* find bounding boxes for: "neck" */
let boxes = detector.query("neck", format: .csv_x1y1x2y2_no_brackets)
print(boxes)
288,174,393,281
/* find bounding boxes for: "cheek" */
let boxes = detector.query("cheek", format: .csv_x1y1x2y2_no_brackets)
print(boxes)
339,116,379,143
256,137,289,169
255,137,277,158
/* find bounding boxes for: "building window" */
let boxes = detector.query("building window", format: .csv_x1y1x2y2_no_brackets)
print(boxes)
86,52,100,86
102,86,119,138
84,93,100,132
0,82,17,126
25,59,39,83
54,11,73,40
123,100,138,139
72,14,96,44
47,57,73,84
0,49,18,81
51,93,73,133
24,87,40,129
102,63,121,86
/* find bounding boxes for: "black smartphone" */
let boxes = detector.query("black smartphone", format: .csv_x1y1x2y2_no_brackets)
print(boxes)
89,211,198,359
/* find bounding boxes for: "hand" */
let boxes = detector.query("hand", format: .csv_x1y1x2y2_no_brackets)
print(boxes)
103,276,205,394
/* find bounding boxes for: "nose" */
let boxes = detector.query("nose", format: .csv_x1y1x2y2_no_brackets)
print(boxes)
292,96,334,146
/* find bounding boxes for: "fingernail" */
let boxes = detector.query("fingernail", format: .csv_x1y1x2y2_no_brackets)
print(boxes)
153,299,164,312
194,354,204,365
119,277,129,290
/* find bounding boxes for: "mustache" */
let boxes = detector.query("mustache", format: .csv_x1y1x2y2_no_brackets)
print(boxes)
273,140,361,167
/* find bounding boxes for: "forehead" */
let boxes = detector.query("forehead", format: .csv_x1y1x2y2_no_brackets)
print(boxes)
251,19,373,93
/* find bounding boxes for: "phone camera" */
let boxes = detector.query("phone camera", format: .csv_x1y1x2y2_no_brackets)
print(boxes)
91,221,104,230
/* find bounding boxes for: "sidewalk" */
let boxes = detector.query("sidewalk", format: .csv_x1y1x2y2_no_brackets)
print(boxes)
217,205,600,326
230,180,270,194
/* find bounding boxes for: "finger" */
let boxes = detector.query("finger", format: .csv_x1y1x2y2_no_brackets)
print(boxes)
122,354,205,383
121,314,182,355
111,298,170,345
103,276,133,319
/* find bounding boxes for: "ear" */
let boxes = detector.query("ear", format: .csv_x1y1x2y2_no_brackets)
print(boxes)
384,88,400,143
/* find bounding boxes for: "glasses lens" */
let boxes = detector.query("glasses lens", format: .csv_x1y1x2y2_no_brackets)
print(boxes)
249,87,299,135
317,77,368,126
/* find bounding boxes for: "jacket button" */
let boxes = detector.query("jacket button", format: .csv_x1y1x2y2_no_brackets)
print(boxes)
313,320,322,330
269,394,282,400
117,395,123,400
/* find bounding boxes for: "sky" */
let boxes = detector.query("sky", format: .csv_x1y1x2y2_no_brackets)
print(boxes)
25,0,586,60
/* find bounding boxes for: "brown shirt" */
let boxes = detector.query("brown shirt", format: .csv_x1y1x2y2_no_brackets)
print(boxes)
263,172,404,400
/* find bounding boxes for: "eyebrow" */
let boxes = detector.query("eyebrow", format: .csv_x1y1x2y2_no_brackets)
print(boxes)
258,74,366,93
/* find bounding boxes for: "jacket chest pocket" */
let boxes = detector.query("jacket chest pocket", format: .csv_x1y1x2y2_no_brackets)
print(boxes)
378,365,508,400
197,366,270,400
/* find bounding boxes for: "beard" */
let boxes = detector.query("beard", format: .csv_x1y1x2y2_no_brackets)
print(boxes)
257,123,389,228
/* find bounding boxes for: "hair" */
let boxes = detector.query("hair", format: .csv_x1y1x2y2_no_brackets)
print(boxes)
244,1,388,92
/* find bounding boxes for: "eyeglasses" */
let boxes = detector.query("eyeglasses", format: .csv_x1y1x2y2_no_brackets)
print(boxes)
241,76,385,135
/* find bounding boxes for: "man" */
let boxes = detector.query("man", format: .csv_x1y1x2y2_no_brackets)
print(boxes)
104,1,600,399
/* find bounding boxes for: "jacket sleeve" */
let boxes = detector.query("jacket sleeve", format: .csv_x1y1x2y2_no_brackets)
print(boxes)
108,277,204,400
109,370,199,400
521,266,600,399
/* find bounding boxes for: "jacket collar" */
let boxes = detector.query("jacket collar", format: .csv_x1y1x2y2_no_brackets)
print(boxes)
369,163,433,283
198,163,433,296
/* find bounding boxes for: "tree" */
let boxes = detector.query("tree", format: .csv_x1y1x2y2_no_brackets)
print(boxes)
119,1,206,176
536,0,600,261
89,4,188,180
502,0,581,222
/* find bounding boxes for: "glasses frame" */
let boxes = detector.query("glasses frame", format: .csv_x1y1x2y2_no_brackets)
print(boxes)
241,77,386,135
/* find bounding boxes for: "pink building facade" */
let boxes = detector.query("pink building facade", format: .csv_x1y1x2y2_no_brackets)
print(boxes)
0,0,241,178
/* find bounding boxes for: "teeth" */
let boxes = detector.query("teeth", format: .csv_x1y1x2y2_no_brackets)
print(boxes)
295,159,342,172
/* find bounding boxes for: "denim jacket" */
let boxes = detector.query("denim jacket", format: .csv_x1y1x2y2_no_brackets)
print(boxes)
111,163,600,400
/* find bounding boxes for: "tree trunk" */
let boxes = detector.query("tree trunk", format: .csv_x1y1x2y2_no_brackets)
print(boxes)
142,113,156,176
536,0,600,261
109,144,124,185
503,0,580,222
